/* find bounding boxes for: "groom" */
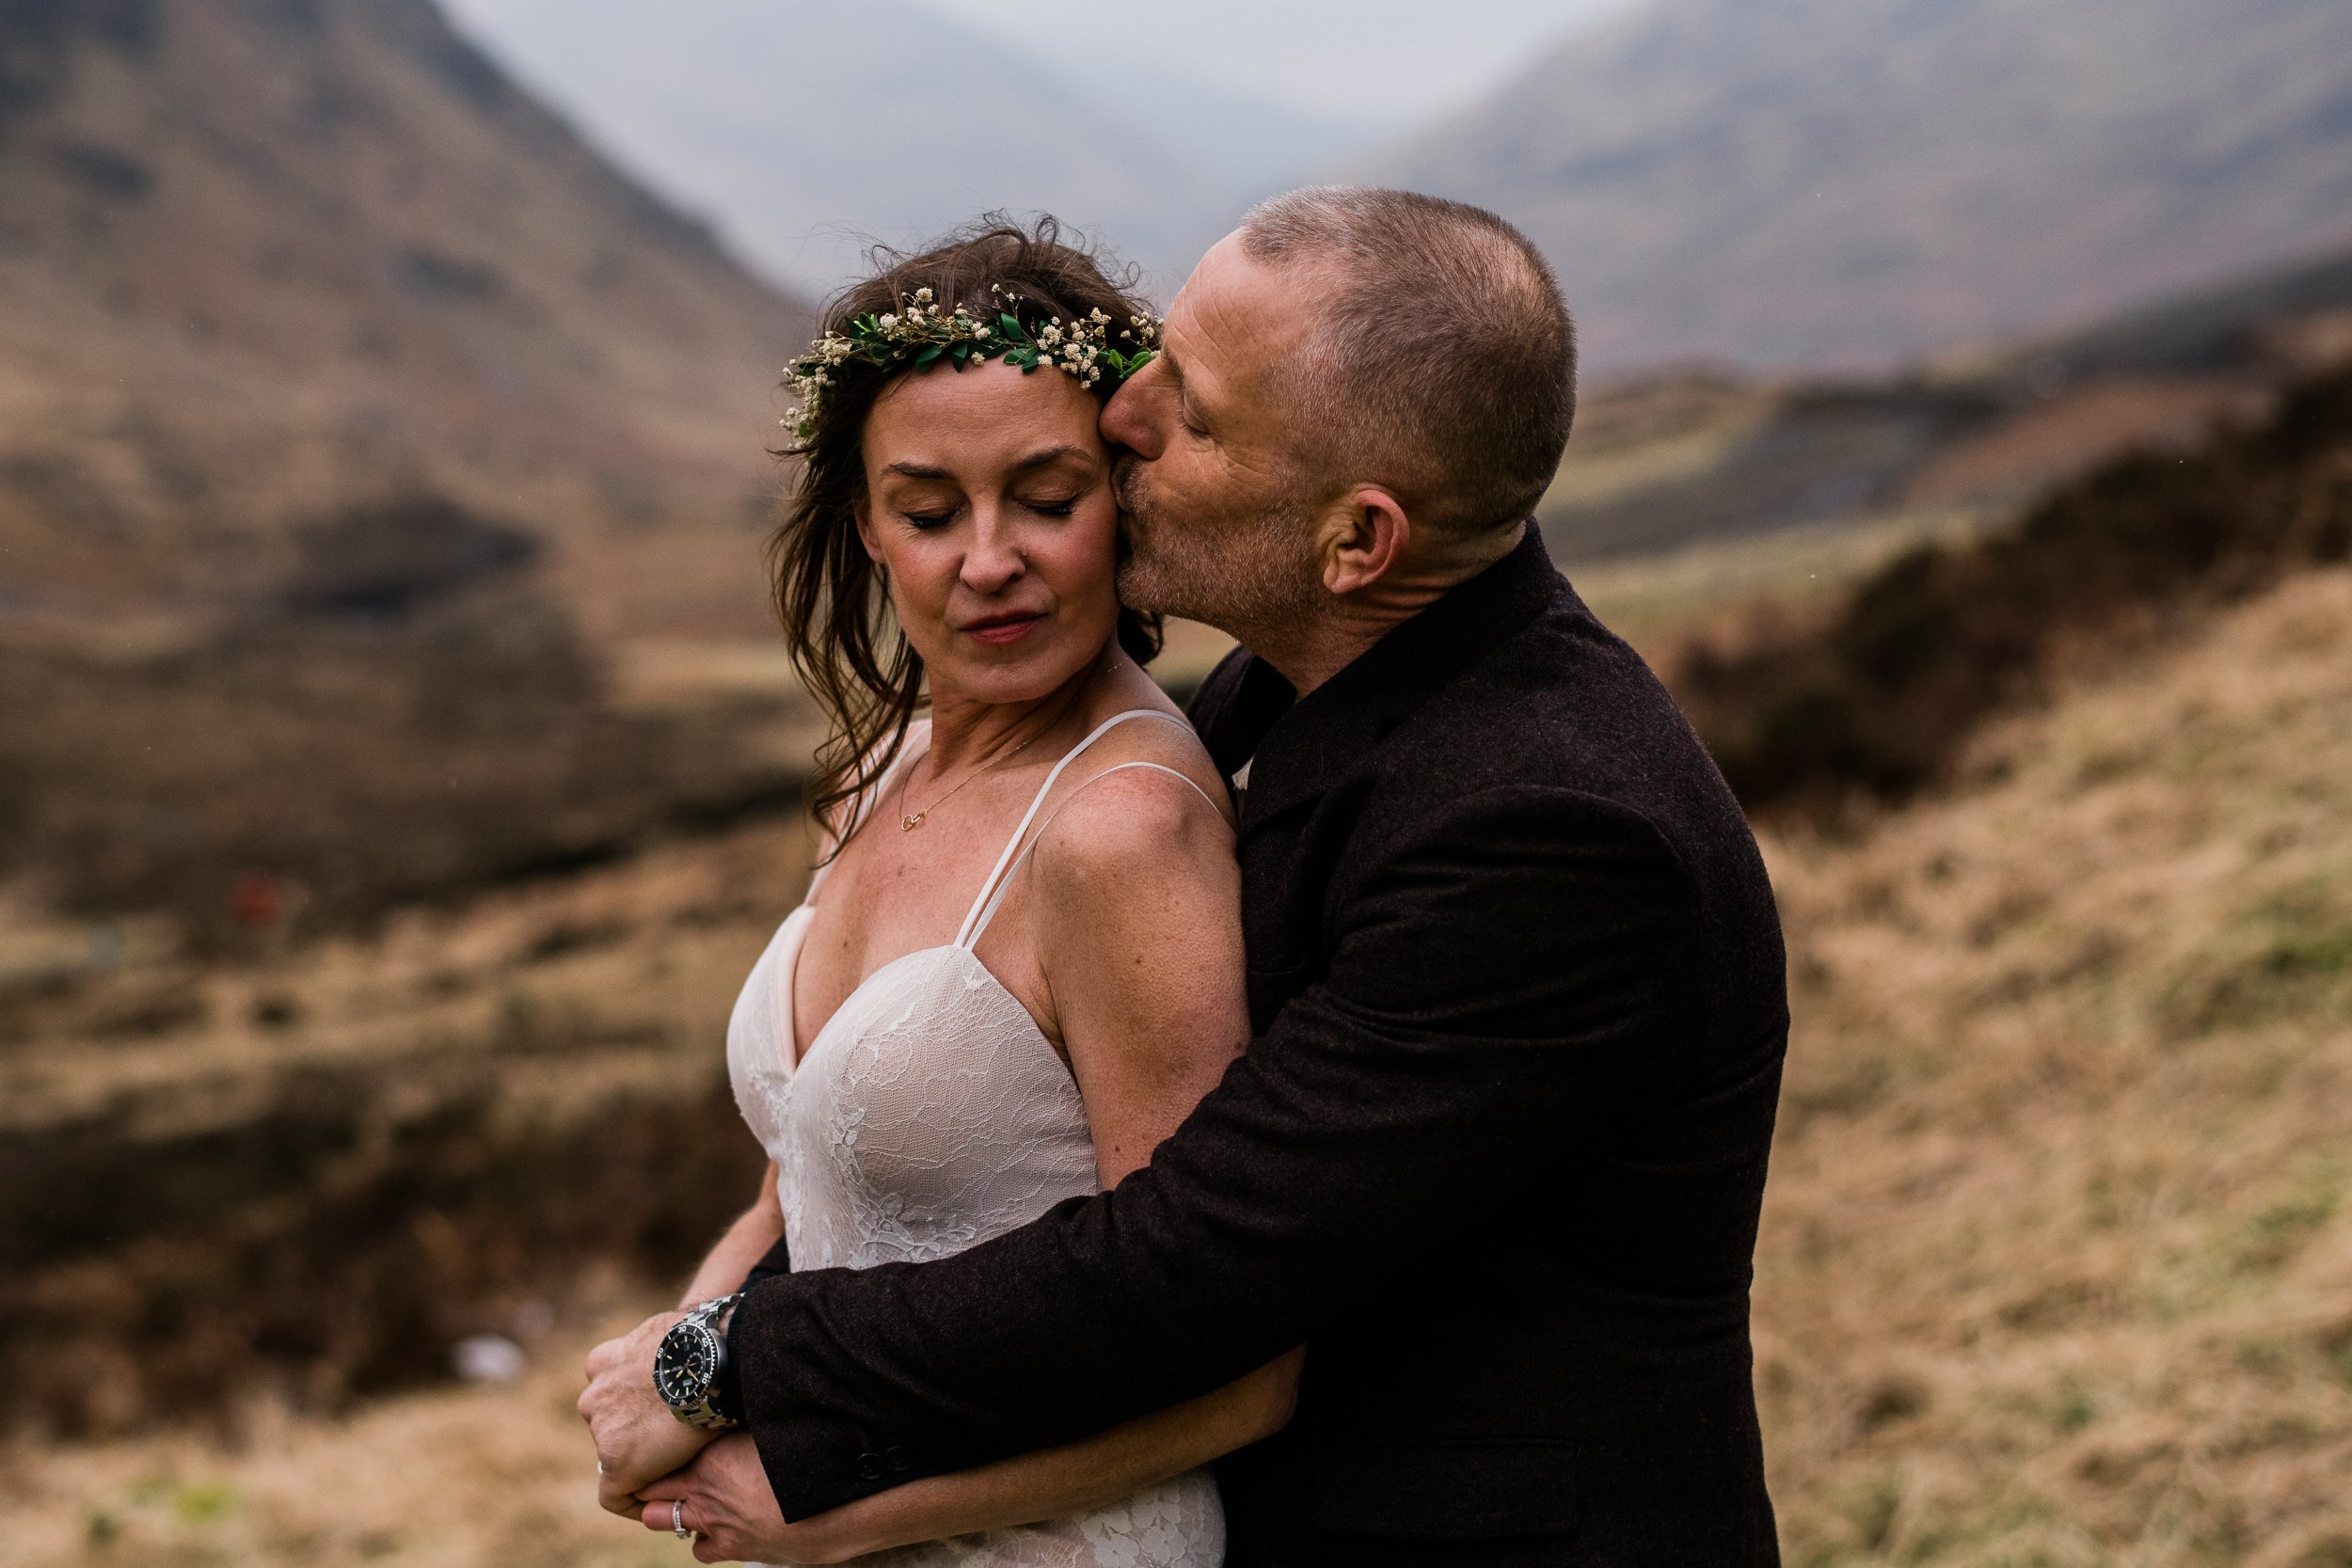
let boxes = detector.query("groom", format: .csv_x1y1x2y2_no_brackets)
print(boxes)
586,187,1788,1564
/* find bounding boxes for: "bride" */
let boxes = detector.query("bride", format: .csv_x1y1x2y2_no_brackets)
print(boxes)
618,220,1299,1564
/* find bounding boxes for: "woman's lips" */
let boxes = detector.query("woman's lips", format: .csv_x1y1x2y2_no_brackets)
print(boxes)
962,612,1044,646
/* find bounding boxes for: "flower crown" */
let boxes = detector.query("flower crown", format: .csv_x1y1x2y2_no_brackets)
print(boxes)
781,285,1159,444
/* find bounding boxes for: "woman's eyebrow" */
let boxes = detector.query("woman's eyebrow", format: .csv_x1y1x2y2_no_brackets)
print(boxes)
1008,444,1091,474
882,445,1090,483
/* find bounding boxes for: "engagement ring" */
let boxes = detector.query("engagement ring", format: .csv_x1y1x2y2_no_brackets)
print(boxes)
672,1498,691,1541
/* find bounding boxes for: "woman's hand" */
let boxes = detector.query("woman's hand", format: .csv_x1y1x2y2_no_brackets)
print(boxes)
580,1310,714,1515
587,1164,783,1517
641,1434,851,1565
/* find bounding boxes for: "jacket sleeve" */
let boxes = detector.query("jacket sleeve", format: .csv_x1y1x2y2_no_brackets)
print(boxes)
730,784,1699,1520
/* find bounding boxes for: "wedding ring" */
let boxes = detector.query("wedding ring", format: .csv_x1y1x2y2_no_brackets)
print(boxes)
672,1498,691,1540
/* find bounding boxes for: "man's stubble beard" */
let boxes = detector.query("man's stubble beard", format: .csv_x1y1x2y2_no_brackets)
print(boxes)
1115,458,1323,647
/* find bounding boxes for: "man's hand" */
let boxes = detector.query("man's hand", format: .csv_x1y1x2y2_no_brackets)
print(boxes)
578,1310,715,1516
642,1434,850,1565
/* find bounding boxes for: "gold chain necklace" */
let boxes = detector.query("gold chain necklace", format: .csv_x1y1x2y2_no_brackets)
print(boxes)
898,733,1040,841
898,722,1044,832
898,653,1121,832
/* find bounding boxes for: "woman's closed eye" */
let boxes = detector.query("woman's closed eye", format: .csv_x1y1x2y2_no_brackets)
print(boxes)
895,491,1079,526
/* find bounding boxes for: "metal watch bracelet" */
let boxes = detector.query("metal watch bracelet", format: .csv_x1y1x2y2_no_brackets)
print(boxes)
657,1291,743,1430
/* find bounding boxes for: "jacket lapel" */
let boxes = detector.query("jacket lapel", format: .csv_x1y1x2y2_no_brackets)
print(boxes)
1194,526,1567,1025
1185,649,1297,798
1236,523,1565,838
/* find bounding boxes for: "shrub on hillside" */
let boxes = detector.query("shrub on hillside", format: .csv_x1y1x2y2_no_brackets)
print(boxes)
1676,365,2352,810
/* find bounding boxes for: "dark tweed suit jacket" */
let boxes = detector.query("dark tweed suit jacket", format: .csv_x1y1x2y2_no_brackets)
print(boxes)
731,526,1788,1564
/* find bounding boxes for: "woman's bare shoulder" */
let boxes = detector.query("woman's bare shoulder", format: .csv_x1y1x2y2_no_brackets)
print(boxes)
1027,705,1248,1069
1028,714,1232,895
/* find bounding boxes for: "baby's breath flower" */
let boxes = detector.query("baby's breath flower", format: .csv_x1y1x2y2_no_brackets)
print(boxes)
778,286,1161,444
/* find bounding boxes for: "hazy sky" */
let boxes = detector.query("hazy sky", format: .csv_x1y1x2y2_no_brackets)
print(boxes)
919,0,1639,125
437,0,1643,295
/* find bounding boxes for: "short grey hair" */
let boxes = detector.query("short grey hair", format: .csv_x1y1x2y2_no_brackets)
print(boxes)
1238,186,1576,538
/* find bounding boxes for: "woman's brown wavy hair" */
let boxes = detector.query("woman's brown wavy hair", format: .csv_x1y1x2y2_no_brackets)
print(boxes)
771,214,1164,832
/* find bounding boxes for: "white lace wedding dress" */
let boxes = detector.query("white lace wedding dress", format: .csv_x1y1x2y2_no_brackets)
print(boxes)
726,710,1228,1568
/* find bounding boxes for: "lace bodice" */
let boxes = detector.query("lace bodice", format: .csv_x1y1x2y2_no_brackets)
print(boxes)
726,710,1227,1568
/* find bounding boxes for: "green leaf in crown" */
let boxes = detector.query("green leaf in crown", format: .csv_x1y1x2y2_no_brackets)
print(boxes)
779,284,1160,446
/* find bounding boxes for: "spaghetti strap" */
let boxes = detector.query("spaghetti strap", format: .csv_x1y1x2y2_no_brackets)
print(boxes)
953,709,1196,949
959,762,1222,948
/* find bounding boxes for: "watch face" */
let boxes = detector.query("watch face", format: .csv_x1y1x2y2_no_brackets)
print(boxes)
654,1323,720,1408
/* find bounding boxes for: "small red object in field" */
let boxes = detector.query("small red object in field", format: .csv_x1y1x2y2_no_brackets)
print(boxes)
230,871,284,929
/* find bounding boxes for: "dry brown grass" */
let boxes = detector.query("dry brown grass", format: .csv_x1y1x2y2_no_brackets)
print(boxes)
3,815,811,1143
1756,566,2352,1566
2,1316,669,1568
0,815,810,1440
7,570,2348,1566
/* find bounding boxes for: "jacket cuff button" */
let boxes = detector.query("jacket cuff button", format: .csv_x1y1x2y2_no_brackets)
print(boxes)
855,1451,884,1481
885,1446,911,1474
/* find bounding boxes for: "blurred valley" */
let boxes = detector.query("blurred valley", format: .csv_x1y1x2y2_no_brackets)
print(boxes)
4,1,2351,1565
1544,241,2352,646
1365,0,2352,370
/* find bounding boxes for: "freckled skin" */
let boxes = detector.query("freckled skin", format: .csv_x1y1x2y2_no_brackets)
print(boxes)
795,358,1127,1052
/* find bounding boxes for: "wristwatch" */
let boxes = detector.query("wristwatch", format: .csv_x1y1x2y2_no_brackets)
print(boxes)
653,1292,743,1430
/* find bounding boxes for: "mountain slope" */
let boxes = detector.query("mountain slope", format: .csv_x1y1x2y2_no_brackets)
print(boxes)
439,0,1257,297
0,0,814,637
1366,0,2352,371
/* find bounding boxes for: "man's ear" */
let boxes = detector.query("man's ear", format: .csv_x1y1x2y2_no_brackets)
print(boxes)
1316,487,1412,597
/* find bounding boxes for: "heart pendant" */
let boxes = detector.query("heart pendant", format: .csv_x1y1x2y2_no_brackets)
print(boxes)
900,813,925,832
